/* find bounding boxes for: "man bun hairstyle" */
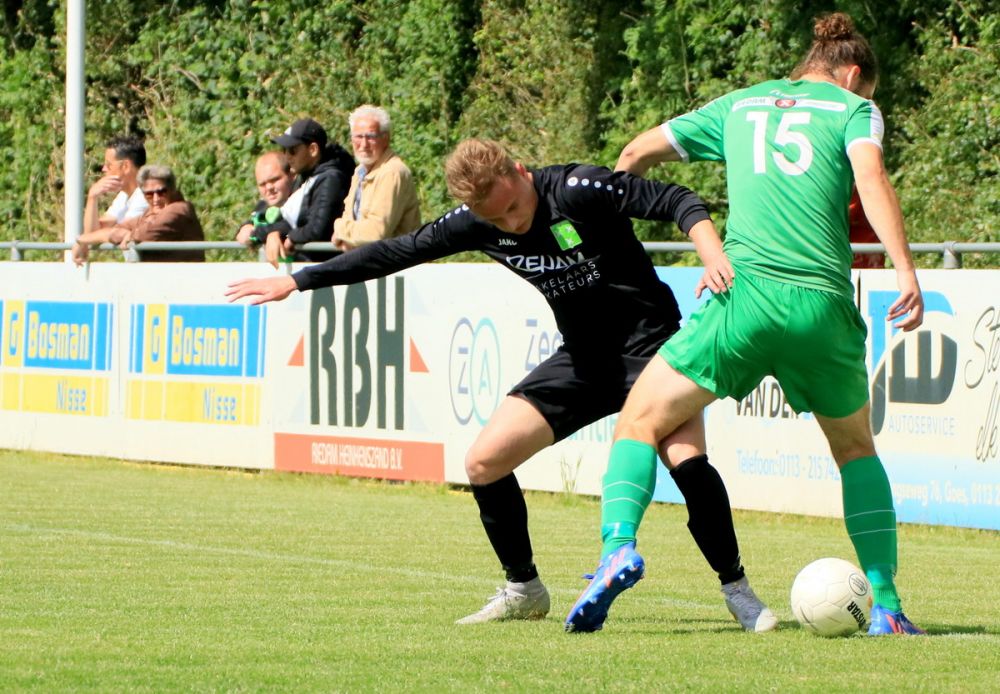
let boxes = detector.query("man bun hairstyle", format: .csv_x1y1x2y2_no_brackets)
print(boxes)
444,139,517,207
791,12,878,87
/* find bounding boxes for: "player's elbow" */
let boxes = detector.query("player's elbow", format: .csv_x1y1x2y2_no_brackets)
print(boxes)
615,144,644,173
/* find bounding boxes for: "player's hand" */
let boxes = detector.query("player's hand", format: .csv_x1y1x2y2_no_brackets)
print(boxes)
889,269,923,331
225,275,298,305
264,232,285,269
695,251,734,298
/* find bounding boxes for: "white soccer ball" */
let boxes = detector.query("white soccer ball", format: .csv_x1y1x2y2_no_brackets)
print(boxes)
790,557,872,637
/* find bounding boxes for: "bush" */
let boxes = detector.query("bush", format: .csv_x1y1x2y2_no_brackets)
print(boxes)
1,0,996,267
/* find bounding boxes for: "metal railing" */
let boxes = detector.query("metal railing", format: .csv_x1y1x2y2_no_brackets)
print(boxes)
2,240,999,268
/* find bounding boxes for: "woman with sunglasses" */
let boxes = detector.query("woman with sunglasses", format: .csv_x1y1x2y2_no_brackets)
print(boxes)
73,164,205,264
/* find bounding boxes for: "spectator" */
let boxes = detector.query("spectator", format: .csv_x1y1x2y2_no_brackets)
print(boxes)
849,187,886,268
72,164,205,264
261,118,354,265
83,135,148,234
332,105,420,251
236,151,295,247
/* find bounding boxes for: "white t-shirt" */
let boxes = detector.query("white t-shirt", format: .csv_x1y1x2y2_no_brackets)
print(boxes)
105,188,148,223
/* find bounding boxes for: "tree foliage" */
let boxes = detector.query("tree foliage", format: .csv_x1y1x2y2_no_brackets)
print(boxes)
1,0,996,266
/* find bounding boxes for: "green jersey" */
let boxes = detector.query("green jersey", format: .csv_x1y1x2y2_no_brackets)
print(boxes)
664,79,884,297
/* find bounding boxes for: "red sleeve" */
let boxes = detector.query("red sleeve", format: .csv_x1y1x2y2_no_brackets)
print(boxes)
848,187,885,269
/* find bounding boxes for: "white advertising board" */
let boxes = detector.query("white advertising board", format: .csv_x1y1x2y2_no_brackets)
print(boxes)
1,262,997,531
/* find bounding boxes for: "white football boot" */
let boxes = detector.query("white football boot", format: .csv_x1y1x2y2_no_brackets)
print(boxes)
456,577,551,624
722,576,779,632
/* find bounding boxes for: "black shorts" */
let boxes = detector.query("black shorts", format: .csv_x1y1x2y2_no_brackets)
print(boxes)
508,330,676,442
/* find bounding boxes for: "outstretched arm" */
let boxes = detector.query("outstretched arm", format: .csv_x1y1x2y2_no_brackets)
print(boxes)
616,126,682,175
226,275,298,305
228,212,474,304
848,143,923,331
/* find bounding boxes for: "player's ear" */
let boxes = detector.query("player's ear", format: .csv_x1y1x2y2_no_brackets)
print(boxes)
841,64,864,94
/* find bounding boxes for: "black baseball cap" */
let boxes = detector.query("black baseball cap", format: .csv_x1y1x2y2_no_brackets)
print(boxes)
271,118,327,148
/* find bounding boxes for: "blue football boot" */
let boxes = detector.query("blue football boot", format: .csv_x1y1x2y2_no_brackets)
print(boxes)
868,604,926,635
564,543,645,633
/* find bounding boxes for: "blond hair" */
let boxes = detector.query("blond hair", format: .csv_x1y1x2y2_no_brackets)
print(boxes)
444,139,518,207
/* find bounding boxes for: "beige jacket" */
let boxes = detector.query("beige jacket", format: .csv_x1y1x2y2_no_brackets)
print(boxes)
333,149,421,247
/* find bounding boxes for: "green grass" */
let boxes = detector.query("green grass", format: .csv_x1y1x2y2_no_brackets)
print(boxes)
1,449,998,692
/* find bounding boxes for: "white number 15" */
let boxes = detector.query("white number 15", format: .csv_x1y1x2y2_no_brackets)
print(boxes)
747,111,813,176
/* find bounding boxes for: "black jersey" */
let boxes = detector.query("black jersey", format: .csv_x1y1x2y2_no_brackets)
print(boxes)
293,164,709,350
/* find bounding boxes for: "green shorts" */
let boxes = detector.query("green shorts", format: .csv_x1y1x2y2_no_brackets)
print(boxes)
659,272,869,418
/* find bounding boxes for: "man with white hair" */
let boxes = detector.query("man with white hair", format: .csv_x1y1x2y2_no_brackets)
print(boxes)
332,105,421,250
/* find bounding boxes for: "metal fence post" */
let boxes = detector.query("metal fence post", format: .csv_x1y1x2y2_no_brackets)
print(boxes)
11,241,21,261
943,241,962,269
123,242,140,263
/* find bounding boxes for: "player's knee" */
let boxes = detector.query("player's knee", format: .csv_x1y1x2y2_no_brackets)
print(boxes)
828,440,877,467
464,447,500,485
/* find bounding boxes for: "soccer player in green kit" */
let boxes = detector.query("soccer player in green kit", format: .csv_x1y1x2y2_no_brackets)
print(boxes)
566,13,926,635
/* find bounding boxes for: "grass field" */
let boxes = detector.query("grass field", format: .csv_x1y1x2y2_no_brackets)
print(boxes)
1,449,998,692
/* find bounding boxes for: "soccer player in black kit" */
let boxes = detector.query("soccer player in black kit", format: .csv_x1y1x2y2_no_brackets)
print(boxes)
227,138,776,632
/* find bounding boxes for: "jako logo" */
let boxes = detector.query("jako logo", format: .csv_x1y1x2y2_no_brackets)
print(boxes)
449,317,501,426
868,290,956,435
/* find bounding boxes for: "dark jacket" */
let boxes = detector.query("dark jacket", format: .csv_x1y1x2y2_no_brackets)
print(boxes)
258,143,355,261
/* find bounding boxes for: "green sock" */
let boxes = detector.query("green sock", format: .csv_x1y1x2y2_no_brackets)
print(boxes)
841,455,901,611
600,439,657,559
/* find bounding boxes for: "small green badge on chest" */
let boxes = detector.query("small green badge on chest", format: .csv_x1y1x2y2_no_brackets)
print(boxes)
550,220,582,250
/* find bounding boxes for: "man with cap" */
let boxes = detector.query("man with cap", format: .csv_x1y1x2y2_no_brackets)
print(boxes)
257,117,355,265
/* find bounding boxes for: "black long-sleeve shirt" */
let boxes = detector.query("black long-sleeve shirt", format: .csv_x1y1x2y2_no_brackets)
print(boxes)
294,164,709,350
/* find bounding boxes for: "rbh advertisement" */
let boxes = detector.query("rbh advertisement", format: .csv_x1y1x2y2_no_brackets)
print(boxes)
0,263,996,531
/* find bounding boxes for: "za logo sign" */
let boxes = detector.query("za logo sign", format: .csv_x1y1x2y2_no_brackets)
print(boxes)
449,317,501,426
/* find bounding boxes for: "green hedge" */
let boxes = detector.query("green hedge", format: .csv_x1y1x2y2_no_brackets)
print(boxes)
1,0,997,266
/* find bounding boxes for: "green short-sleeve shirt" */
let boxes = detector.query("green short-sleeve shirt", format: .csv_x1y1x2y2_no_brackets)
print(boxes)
663,79,884,298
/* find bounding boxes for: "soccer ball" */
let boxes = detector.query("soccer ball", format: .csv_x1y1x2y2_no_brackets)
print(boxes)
790,557,872,637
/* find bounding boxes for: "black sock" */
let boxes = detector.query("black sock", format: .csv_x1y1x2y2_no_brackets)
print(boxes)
669,454,745,585
470,473,538,583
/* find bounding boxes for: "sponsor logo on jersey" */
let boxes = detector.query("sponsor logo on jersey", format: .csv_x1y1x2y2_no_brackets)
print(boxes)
550,220,582,251
498,238,517,246
775,98,796,108
507,251,586,273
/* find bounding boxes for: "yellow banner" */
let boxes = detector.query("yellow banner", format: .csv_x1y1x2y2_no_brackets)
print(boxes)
126,379,260,426
4,373,109,416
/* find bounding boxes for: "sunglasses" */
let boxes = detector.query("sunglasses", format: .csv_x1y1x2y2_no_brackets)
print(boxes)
142,187,169,200
351,132,383,142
